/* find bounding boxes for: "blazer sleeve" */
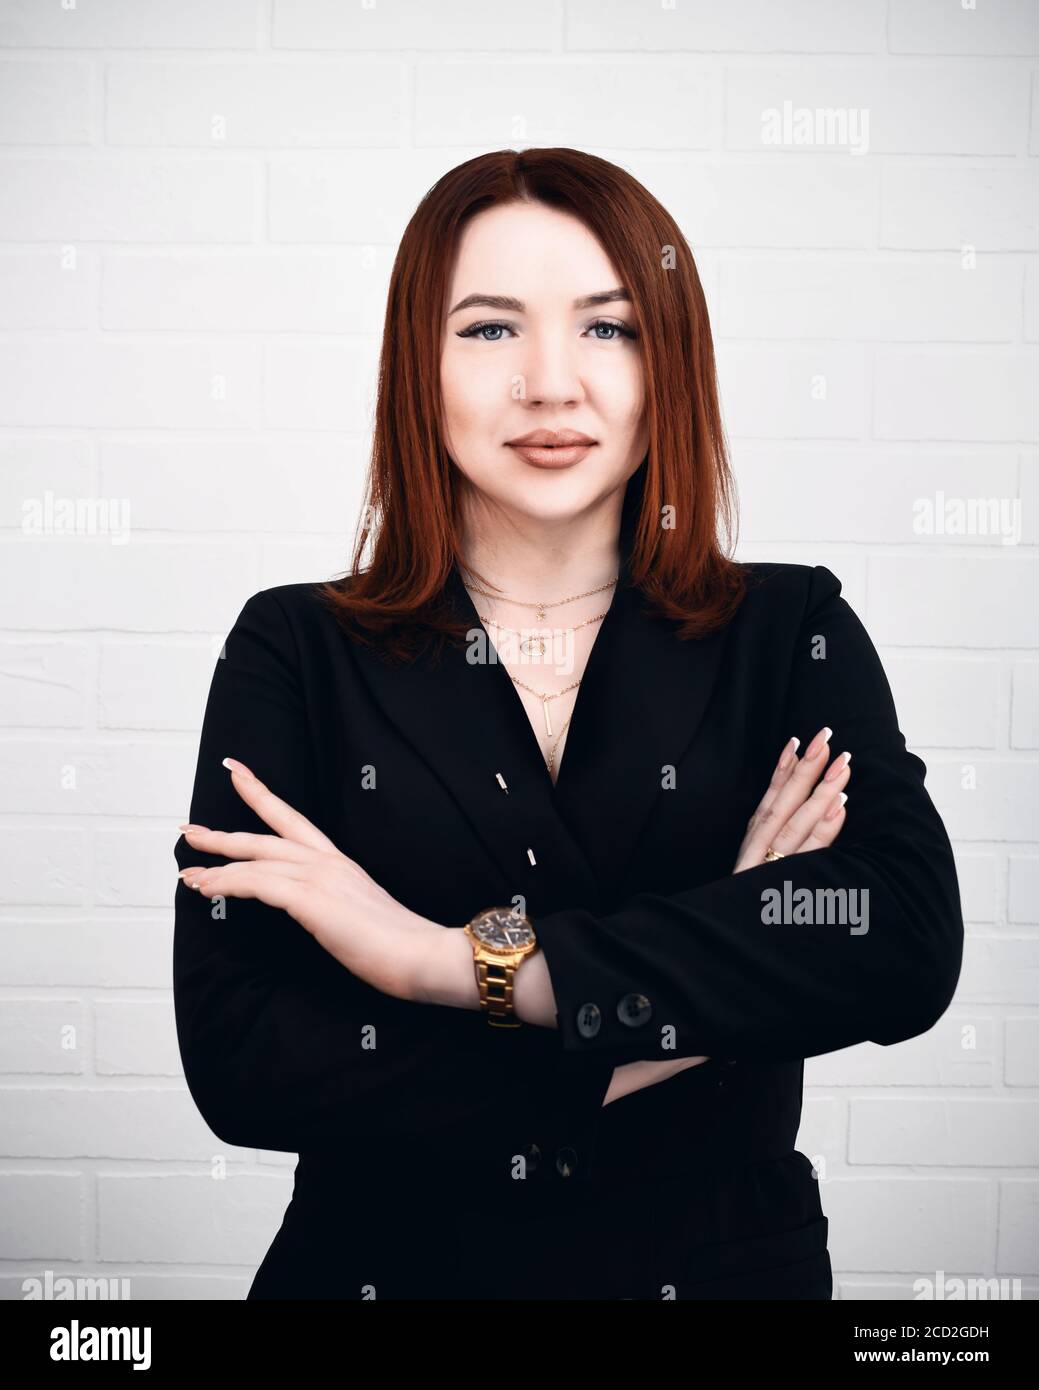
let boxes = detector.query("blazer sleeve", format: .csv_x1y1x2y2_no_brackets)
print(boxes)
534,564,965,1066
173,588,614,1154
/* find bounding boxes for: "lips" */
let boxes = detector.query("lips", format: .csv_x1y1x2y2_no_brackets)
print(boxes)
506,429,596,448
505,428,597,469
507,443,596,468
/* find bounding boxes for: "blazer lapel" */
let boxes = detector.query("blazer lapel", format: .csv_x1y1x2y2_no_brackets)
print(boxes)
548,568,731,896
348,570,604,911
347,503,731,911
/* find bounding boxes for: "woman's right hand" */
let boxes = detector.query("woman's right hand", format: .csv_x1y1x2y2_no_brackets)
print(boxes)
732,726,850,874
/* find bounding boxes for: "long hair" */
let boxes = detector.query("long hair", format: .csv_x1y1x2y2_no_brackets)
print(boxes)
315,147,747,663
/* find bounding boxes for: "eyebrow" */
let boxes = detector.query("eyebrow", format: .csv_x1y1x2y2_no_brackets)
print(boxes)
447,288,631,316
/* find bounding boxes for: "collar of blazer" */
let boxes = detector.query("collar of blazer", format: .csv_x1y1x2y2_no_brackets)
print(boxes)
349,513,733,910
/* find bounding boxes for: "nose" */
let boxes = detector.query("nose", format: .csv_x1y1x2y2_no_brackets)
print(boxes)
518,330,585,407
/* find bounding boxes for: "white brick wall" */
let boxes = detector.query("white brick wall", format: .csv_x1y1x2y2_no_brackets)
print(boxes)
0,0,1036,1304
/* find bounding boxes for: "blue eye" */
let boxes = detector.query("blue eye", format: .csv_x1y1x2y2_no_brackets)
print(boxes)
459,321,515,342
457,317,637,343
589,319,637,341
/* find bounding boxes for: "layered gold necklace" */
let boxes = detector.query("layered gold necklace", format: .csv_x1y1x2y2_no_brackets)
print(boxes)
464,574,618,774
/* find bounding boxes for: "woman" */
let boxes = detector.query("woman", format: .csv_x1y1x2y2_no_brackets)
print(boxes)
173,148,964,1300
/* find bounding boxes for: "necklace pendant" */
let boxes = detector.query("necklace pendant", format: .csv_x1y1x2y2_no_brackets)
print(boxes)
520,635,546,657
542,697,553,737
535,604,546,622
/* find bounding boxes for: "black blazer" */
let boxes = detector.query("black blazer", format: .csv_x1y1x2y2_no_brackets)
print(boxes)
173,511,964,1301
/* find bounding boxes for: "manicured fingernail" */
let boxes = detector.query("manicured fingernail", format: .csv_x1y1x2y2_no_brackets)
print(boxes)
823,751,851,782
778,736,799,771
179,823,208,833
222,757,254,778
825,791,848,819
806,726,833,759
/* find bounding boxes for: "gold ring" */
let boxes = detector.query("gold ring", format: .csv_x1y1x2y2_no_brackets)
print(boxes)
764,846,785,862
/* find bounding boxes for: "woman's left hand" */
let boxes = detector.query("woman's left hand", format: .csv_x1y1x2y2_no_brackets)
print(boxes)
177,757,441,1004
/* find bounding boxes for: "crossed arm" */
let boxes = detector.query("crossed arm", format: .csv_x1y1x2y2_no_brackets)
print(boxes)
174,570,962,1147
178,723,851,1103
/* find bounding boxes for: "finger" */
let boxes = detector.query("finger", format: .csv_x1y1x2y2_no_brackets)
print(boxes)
795,796,848,854
741,726,832,864
734,736,805,872
179,864,336,947
179,859,313,894
221,758,339,854
746,736,801,829
179,826,319,864
769,759,851,855
769,765,850,855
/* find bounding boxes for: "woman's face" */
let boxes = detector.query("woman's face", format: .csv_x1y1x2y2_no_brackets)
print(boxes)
440,201,649,530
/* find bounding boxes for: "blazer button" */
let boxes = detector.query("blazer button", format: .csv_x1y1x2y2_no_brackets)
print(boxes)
616,992,652,1028
576,1002,602,1039
555,1146,578,1178
519,1142,541,1175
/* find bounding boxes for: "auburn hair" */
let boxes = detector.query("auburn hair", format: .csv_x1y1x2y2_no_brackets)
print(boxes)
315,146,747,664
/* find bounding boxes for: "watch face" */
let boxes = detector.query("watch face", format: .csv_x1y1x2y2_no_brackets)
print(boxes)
471,907,534,950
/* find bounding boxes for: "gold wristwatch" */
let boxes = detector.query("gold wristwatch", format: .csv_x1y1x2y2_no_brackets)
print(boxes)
463,905,539,1028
